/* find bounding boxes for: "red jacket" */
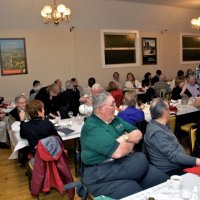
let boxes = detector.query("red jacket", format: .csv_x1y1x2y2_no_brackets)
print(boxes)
31,136,75,200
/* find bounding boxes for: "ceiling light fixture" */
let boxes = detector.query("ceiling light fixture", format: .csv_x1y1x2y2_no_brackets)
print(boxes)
41,0,71,25
191,17,200,30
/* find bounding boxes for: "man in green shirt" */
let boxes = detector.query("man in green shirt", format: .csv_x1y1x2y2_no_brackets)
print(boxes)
81,91,168,199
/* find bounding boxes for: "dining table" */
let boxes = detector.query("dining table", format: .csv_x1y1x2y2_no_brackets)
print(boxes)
121,173,200,200
9,118,83,159
143,99,200,122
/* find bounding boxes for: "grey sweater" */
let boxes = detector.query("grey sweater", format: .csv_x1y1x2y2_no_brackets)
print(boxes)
144,120,196,173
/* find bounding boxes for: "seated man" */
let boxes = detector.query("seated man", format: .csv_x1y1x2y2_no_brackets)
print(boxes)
154,74,171,97
9,94,30,128
81,91,168,199
79,83,102,115
144,97,200,176
186,75,200,97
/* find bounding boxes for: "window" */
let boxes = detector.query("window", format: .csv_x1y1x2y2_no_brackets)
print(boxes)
181,34,200,63
101,30,139,68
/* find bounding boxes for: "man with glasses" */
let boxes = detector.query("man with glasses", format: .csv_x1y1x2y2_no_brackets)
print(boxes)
9,94,30,127
81,91,168,199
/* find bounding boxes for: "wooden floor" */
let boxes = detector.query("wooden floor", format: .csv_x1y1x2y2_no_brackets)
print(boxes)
0,148,80,200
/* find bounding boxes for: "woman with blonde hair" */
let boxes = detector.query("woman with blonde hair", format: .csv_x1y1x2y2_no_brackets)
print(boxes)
125,72,142,89
118,91,144,125
35,83,60,118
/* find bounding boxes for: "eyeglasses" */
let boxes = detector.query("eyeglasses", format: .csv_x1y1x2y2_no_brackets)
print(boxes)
103,102,116,107
18,101,26,104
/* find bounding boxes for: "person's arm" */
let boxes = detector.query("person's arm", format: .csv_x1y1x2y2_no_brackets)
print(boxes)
152,131,196,166
111,140,134,159
112,129,142,159
180,85,187,96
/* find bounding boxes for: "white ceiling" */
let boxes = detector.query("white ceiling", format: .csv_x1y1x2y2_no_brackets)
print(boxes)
113,0,200,10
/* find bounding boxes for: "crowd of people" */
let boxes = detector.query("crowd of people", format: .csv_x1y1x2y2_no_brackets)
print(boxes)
0,67,200,199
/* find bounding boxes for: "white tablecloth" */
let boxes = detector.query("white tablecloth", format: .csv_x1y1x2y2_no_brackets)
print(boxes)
143,102,200,122
122,173,200,200
9,118,83,159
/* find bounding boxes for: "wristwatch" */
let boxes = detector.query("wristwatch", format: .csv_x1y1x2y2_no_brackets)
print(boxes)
123,134,129,142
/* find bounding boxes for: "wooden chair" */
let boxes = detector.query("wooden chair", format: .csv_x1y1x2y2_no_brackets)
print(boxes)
189,125,197,155
180,122,196,133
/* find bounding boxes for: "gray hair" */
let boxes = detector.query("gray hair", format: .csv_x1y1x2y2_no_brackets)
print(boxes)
15,94,26,104
150,97,169,119
92,91,111,111
91,83,102,91
65,80,73,89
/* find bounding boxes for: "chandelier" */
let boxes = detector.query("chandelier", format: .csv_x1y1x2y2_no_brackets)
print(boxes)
41,0,71,25
191,17,200,30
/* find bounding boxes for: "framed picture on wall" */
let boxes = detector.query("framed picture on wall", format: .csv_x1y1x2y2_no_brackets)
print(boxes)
0,38,28,76
142,37,157,65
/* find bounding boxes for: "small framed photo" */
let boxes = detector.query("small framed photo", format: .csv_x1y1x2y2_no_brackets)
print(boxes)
0,38,28,76
142,37,157,65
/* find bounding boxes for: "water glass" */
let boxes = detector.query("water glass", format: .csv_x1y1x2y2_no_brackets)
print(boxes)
68,111,73,118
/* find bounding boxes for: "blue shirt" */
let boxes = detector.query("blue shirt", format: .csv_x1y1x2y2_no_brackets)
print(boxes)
117,106,145,125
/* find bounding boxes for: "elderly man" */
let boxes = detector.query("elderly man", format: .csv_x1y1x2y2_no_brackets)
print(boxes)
81,91,168,199
154,74,171,97
186,74,200,97
144,98,200,176
80,83,102,105
9,94,30,128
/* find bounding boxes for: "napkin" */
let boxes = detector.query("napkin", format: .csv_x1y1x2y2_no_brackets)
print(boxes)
169,105,178,113
183,166,200,176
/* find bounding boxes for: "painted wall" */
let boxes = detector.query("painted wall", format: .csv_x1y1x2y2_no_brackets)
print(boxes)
0,0,199,100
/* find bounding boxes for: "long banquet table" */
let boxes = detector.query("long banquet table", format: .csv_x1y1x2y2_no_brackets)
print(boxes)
9,118,83,159
143,101,200,122
122,173,200,200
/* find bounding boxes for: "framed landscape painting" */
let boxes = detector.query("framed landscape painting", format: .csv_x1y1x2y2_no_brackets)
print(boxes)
0,38,28,76
142,37,157,65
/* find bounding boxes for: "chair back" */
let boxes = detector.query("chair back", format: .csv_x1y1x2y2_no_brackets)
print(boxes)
190,126,197,154
159,88,167,98
168,114,176,133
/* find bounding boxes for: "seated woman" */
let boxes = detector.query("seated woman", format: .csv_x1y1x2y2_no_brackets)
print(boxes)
107,81,124,108
125,72,142,89
142,72,152,88
35,83,60,119
118,91,144,126
20,100,61,155
171,77,192,100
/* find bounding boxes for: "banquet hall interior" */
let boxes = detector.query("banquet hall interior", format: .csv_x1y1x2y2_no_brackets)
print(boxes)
1,0,200,199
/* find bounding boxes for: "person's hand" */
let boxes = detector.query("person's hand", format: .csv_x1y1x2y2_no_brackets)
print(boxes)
180,85,187,96
196,158,200,166
193,98,200,108
0,109,5,120
86,98,92,106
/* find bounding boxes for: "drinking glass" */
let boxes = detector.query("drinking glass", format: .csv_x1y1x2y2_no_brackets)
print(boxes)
68,111,73,118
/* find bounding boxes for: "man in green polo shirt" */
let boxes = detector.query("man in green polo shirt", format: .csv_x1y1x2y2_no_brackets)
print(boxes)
81,91,168,199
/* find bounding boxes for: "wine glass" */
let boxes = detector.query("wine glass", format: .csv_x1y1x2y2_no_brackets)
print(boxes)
68,111,73,118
